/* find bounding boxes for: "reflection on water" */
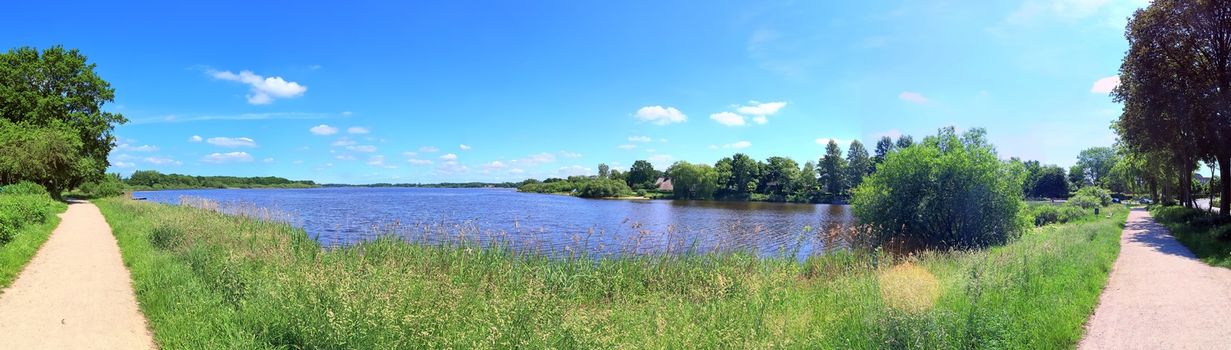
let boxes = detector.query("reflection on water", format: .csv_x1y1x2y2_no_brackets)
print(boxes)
136,187,856,258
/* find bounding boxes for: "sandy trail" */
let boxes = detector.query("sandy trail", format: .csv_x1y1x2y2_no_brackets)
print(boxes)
0,201,154,349
1080,208,1231,349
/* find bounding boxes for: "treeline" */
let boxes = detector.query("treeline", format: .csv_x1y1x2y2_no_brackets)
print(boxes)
321,182,519,188
126,170,317,190
1110,0,1231,214
520,134,1073,202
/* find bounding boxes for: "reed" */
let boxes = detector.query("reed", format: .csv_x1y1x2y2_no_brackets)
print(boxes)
95,197,1126,349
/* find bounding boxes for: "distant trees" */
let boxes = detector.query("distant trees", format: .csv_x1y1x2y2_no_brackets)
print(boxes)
0,46,127,196
597,163,610,179
576,178,632,198
818,140,848,199
625,160,660,190
845,140,873,189
852,127,1026,249
666,161,718,200
126,170,316,189
1075,147,1119,188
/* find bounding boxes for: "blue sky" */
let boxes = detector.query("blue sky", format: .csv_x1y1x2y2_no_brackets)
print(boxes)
3,0,1142,183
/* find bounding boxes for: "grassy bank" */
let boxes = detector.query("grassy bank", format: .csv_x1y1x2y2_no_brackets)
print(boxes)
96,198,1126,349
1149,206,1231,268
0,194,68,289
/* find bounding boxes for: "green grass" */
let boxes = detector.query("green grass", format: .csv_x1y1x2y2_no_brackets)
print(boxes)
1149,206,1231,268
95,198,1127,349
0,196,67,290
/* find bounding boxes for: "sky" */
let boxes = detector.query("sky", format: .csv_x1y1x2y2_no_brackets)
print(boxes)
1,0,1145,184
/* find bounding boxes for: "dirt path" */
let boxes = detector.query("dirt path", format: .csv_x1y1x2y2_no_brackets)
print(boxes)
0,201,154,349
1080,208,1231,349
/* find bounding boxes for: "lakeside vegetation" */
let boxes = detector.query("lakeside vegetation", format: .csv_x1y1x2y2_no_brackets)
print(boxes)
1150,206,1231,269
96,196,1125,348
0,182,68,289
126,170,317,190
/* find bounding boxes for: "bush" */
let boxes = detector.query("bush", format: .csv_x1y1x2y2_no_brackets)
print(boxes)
576,179,633,198
0,193,59,245
1069,187,1112,209
1,181,49,196
76,173,126,198
851,127,1026,250
1025,204,1088,226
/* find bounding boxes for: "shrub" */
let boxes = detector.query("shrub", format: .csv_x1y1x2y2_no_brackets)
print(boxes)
1069,187,1112,209
1025,204,1088,226
577,179,633,198
1,181,49,196
76,173,126,198
851,127,1026,249
0,193,58,245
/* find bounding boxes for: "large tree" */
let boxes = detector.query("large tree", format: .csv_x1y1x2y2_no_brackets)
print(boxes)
1076,147,1119,187
0,46,126,195
762,156,800,199
818,140,848,199
625,160,660,189
846,140,873,189
873,136,896,166
666,161,718,200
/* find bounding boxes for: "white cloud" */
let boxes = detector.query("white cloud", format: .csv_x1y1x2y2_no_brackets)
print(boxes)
898,91,929,104
1091,76,1120,94
459,144,471,151
331,138,357,147
202,152,253,164
735,101,787,116
335,154,356,161
144,156,181,165
407,159,434,166
263,157,275,163
188,135,203,143
347,126,369,134
440,153,458,161
118,143,159,152
207,137,257,148
209,69,307,105
628,135,652,143
721,141,752,149
347,145,377,153
710,112,747,126
557,165,593,177
618,144,637,150
419,146,439,153
310,124,338,135
366,155,396,168
559,151,582,158
634,106,687,125
482,161,508,169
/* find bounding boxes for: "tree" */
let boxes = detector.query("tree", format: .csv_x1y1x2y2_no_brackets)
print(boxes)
895,135,915,149
577,178,632,198
818,140,848,199
726,153,760,198
0,121,96,197
666,161,718,200
795,161,820,202
762,156,800,199
873,136,896,165
846,140,873,189
0,46,127,193
1076,147,1119,187
626,160,660,189
1031,165,1069,198
851,127,1026,250
1068,164,1086,190
597,163,610,179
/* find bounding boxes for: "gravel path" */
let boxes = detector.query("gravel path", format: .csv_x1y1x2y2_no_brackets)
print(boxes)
0,201,154,349
1079,208,1231,349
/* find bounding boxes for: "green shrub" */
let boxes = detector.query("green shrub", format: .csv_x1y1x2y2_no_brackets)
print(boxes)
577,179,633,198
1026,204,1089,226
1069,187,1112,209
0,193,59,245
851,127,1026,249
76,173,127,198
1,181,49,196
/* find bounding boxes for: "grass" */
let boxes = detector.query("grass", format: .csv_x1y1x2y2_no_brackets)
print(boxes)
0,196,67,290
1149,205,1231,268
95,197,1127,349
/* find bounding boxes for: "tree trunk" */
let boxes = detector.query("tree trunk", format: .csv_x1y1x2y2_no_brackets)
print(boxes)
1220,155,1231,217
1212,164,1218,213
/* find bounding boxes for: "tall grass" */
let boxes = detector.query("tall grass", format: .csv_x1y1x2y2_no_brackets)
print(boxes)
0,192,68,289
95,198,1126,349
1150,206,1231,268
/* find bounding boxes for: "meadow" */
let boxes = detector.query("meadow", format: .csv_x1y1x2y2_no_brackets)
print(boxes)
96,197,1126,349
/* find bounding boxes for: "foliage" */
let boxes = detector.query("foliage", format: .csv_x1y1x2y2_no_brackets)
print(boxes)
1151,206,1231,269
1029,165,1069,198
845,140,873,190
76,173,127,198
666,161,718,200
1075,147,1119,188
1023,204,1090,227
873,136,896,166
576,178,633,198
0,46,126,194
818,140,848,199
127,170,317,189
1,181,49,196
852,127,1027,249
760,156,799,200
95,197,1126,349
625,160,660,190
0,192,65,288
1069,187,1112,209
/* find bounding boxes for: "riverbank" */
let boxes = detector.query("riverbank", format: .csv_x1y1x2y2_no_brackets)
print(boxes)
96,198,1125,348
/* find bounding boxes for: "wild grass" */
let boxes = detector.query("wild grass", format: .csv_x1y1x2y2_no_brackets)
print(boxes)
0,194,67,290
1150,205,1231,268
95,198,1126,349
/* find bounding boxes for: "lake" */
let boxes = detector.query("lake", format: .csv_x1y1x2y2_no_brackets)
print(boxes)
134,187,855,258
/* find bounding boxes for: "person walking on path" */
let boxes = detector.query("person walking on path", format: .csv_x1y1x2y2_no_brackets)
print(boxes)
1080,208,1231,349
0,201,154,349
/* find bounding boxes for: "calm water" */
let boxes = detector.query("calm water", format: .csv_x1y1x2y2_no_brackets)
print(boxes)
134,187,854,258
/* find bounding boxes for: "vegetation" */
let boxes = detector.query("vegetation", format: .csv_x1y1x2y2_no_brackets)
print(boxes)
321,182,519,188
0,46,126,197
0,182,67,288
851,127,1028,250
1068,187,1114,210
1150,206,1231,269
126,170,317,190
96,197,1126,349
1113,0,1231,213
576,178,634,198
